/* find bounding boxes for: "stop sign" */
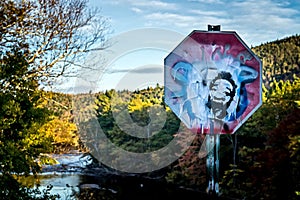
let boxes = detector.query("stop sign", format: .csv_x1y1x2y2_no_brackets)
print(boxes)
164,30,262,134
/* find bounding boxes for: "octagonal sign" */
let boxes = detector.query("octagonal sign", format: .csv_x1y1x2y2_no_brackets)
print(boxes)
164,30,262,134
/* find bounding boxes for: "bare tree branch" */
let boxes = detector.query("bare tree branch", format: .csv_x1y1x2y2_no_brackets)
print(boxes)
1,0,110,86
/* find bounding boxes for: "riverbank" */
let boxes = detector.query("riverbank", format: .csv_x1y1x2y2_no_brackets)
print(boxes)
27,153,236,200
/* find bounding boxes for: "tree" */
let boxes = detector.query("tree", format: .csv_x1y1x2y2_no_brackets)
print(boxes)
220,77,300,199
0,50,53,199
1,0,109,86
0,0,109,198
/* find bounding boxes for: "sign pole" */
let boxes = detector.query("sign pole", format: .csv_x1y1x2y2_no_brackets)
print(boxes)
206,119,220,196
164,23,262,198
206,25,221,196
206,120,214,194
216,132,220,194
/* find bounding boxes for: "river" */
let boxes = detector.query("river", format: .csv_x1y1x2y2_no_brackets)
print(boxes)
20,153,230,200
24,173,217,200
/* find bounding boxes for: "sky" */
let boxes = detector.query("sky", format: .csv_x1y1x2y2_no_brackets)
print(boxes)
65,0,300,93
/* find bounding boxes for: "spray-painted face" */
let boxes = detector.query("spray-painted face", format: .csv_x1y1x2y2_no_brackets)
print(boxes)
207,71,237,120
210,79,233,104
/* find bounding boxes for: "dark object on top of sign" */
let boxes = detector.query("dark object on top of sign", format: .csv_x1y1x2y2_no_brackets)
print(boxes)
208,25,221,31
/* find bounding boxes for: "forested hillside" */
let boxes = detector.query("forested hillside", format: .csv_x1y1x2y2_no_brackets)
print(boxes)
1,29,299,199
70,34,300,199
25,34,300,199
253,34,300,86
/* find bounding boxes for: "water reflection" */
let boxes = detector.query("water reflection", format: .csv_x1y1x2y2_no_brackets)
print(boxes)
37,174,81,199
20,172,213,200
21,173,123,199
20,174,81,199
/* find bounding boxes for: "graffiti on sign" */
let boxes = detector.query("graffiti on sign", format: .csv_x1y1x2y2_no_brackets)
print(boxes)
164,31,261,134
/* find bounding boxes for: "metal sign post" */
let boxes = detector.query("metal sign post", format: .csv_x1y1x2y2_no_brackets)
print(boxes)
164,24,262,196
206,25,221,195
206,119,220,195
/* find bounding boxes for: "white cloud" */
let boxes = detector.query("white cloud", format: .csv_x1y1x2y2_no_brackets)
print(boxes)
225,0,300,45
100,0,123,5
129,0,179,10
187,0,224,4
145,12,231,30
231,0,299,16
131,7,143,13
189,10,227,17
101,0,179,10
145,12,197,28
168,0,300,46
99,0,300,46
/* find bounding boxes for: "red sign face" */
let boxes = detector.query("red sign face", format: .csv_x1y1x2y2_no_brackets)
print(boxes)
164,30,262,134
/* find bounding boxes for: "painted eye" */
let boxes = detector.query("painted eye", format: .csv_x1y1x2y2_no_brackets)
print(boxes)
225,92,230,96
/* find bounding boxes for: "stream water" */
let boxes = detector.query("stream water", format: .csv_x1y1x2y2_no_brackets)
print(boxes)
20,153,227,200
24,172,213,200
26,173,118,199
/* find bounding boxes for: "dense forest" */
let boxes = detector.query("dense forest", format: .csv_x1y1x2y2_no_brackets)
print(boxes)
0,1,299,199
253,34,300,86
7,34,300,199
67,35,300,199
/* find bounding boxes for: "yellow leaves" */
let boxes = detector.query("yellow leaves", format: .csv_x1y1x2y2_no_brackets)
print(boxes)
35,91,53,108
223,164,244,175
288,135,300,158
295,100,300,108
39,116,79,149
262,84,268,102
128,94,152,112
264,76,300,105
238,146,260,157
37,154,59,165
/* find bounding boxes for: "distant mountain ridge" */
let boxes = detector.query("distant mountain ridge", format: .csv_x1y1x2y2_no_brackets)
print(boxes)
252,34,300,87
